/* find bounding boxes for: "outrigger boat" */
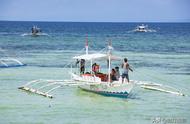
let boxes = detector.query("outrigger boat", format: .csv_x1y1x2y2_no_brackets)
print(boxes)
21,26,48,37
0,49,26,68
0,58,26,68
31,26,42,36
18,40,186,98
19,41,134,98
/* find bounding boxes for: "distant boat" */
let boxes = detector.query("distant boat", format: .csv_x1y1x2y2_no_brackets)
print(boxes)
18,41,185,99
21,26,48,37
18,41,134,98
0,48,26,68
134,24,148,32
31,26,42,36
0,58,26,68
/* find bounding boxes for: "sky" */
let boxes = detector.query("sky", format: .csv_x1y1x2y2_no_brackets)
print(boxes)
0,0,190,22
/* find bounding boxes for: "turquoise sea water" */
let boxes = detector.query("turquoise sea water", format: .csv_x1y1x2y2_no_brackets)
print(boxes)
0,21,190,124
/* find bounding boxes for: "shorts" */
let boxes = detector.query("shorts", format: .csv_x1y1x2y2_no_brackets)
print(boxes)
122,73,129,80
80,66,85,74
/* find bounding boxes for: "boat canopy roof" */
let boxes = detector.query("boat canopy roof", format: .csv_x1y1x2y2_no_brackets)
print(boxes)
73,53,107,60
139,26,145,28
73,53,121,60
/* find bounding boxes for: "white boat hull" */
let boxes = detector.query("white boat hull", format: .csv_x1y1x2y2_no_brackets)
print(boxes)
71,73,134,98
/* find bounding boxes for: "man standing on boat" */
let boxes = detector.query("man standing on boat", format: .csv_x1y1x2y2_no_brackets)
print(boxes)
121,58,133,83
80,59,85,74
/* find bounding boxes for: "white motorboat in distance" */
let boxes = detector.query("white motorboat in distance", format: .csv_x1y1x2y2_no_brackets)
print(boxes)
134,24,148,32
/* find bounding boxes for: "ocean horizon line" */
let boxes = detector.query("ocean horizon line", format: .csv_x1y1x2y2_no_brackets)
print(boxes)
0,20,190,23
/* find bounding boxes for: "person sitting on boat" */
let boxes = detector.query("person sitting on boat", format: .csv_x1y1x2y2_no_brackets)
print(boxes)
121,58,133,83
115,66,120,80
110,68,117,82
92,63,100,74
80,59,85,74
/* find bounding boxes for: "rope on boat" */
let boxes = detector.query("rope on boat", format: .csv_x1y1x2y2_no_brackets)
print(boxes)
61,48,85,68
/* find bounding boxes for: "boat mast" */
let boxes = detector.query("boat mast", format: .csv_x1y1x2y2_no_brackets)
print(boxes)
85,35,88,55
108,41,112,83
85,35,92,74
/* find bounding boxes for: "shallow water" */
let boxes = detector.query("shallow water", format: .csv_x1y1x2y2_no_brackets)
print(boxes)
0,21,190,124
